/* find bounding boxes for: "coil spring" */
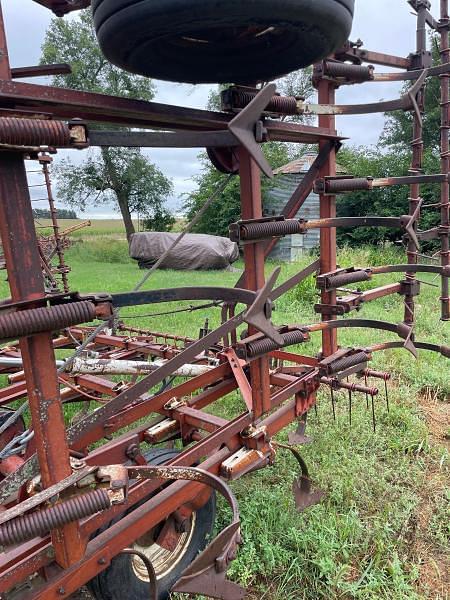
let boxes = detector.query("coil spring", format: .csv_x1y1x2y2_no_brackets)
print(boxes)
326,178,371,194
0,118,71,148
240,219,302,241
0,488,110,547
231,90,298,115
323,61,373,81
0,301,97,340
246,329,307,358
326,351,370,375
324,378,379,396
326,270,371,290
364,369,391,382
345,382,379,396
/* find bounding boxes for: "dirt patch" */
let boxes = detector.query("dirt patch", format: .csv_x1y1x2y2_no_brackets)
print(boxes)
411,392,449,600
419,389,450,450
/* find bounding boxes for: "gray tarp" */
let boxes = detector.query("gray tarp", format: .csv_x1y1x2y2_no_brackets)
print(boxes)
129,232,240,270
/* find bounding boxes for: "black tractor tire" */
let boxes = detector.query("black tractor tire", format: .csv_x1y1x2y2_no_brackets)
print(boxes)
88,448,216,600
92,0,355,84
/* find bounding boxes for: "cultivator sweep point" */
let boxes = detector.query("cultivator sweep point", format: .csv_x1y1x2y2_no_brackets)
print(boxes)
0,0,448,598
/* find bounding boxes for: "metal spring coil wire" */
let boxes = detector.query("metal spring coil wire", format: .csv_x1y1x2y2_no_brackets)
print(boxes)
323,61,373,81
325,270,371,290
231,90,298,115
0,301,97,340
246,330,307,358
0,118,71,147
326,352,370,375
364,369,391,381
325,178,372,194
240,219,302,241
0,488,111,547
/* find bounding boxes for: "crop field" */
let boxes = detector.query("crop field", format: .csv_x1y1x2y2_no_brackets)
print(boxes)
34,218,186,239
34,218,134,238
0,238,448,600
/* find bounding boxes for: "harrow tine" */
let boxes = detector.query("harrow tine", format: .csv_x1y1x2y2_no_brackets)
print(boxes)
288,416,313,445
371,392,377,433
365,374,369,410
385,379,390,413
348,389,352,427
331,386,336,422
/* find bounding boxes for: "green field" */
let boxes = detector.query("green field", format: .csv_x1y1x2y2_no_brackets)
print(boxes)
34,218,186,239
0,239,449,600
34,218,133,238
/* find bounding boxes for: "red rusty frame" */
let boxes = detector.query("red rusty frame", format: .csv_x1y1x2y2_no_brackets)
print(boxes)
0,1,448,598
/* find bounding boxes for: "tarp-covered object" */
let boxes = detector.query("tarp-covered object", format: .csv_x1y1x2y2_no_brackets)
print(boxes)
129,232,240,270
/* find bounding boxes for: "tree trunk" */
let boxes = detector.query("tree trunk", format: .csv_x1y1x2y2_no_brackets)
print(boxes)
117,195,135,242
100,147,135,241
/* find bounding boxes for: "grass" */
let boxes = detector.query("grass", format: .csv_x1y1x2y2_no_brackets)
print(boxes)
0,241,449,600
34,218,187,239
34,218,132,238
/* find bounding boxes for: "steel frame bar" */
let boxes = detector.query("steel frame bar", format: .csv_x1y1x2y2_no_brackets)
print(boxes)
0,78,339,144
239,147,271,417
440,0,450,320
0,151,84,567
317,77,338,356
404,4,427,326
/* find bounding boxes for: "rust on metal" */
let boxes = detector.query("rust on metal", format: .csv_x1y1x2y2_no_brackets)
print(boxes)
0,1,448,598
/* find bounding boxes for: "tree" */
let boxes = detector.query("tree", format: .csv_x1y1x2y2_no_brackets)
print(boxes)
336,146,440,248
338,34,443,248
186,70,315,236
56,148,173,236
184,143,293,237
33,208,77,219
41,11,173,240
382,35,441,150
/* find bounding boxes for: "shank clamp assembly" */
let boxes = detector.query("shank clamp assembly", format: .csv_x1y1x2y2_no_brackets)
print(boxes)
319,349,372,378
236,328,310,361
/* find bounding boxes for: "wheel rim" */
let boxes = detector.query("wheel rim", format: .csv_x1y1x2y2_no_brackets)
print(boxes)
131,513,197,582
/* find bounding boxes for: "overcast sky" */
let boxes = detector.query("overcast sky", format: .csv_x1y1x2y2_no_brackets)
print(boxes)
2,1,441,217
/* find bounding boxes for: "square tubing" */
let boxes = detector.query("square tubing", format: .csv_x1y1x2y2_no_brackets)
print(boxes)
0,153,84,568
0,5,82,566
317,78,338,356
440,0,450,320
405,5,427,326
239,147,271,416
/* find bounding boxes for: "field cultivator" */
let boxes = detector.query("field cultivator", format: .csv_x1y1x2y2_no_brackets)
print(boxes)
0,0,449,598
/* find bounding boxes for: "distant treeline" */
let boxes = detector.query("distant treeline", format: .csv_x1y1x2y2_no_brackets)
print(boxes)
33,208,78,219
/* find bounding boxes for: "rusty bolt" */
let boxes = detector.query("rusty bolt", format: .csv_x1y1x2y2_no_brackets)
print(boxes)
58,588,66,596
98,557,107,565
125,443,140,460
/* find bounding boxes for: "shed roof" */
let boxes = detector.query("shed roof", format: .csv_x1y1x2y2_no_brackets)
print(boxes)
274,152,346,176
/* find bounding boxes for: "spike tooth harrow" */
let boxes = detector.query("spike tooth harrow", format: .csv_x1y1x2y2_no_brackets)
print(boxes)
0,1,449,598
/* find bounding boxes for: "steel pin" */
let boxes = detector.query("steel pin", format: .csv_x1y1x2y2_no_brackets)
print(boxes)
371,392,376,433
331,386,336,422
348,389,352,426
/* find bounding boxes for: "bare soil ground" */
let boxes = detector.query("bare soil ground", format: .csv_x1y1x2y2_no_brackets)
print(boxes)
411,391,450,600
